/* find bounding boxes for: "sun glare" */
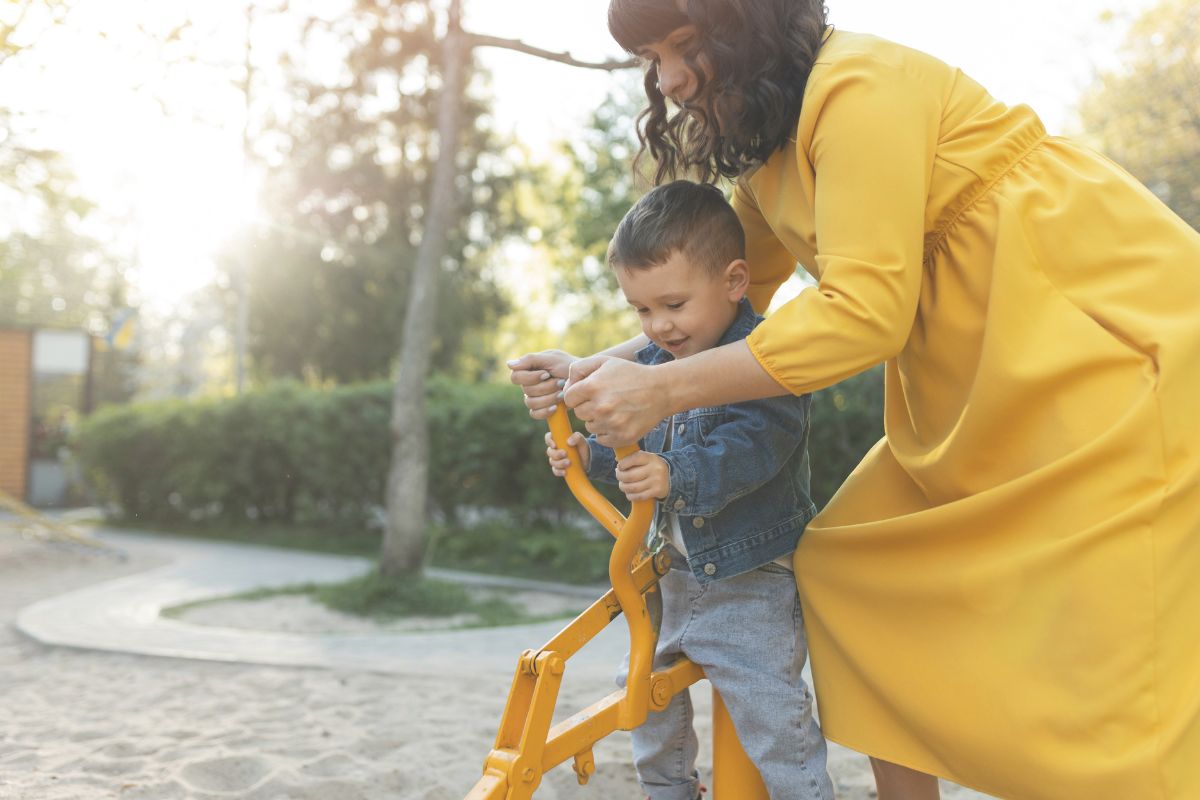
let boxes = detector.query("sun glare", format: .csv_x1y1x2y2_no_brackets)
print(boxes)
8,0,1161,318
4,0,267,310
131,127,261,309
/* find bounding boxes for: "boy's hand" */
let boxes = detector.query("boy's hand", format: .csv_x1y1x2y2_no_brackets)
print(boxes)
615,451,670,502
544,431,590,477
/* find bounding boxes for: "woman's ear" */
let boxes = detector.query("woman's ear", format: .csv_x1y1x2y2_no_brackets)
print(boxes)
724,258,750,300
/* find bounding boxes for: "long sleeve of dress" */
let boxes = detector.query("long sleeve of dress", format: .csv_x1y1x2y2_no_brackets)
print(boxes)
744,52,940,395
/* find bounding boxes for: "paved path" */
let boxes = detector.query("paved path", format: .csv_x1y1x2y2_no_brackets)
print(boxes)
16,528,631,679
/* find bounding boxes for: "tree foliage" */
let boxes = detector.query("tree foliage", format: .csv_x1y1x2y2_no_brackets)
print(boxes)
0,0,137,405
220,0,521,385
0,1,122,331
1078,0,1200,230
532,78,650,356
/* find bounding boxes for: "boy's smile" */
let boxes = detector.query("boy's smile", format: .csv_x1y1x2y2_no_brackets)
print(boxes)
615,250,746,360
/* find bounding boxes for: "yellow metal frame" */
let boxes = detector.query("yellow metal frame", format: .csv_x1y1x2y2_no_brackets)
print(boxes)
0,489,121,557
464,408,768,799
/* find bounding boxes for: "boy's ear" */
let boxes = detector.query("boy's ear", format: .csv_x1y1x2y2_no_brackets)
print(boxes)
724,258,750,300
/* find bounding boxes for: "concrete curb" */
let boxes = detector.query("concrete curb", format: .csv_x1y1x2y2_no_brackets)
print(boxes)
16,528,630,679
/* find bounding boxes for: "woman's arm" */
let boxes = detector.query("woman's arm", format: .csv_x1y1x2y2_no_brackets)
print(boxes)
564,340,789,447
565,52,940,442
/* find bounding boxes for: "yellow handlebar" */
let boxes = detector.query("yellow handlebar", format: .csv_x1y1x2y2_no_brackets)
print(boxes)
546,405,656,729
546,406,641,539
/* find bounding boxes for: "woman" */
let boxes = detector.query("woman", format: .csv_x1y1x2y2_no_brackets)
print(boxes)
509,1,1200,798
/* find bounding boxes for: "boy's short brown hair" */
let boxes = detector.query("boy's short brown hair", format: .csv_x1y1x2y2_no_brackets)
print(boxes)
607,180,746,275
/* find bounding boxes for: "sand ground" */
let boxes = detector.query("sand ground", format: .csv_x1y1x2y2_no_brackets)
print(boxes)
0,532,992,799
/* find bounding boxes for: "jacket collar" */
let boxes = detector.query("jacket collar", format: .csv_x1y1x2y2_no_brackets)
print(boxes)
635,297,760,366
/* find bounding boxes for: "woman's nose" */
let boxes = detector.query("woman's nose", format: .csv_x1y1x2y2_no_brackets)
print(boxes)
657,59,689,102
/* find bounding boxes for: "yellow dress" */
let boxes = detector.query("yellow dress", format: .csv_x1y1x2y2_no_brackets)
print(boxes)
734,30,1200,800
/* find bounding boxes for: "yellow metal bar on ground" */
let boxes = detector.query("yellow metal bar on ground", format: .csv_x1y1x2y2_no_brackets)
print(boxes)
0,490,119,556
463,772,507,800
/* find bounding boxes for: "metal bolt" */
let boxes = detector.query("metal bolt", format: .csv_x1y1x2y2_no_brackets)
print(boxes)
651,678,672,708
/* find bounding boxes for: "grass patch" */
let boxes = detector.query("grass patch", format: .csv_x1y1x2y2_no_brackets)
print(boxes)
315,570,529,626
164,571,575,629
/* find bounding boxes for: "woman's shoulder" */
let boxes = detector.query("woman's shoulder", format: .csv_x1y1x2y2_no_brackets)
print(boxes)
790,29,960,144
812,29,956,83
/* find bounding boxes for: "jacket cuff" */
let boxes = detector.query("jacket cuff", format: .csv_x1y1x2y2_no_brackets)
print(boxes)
658,450,698,513
585,438,617,484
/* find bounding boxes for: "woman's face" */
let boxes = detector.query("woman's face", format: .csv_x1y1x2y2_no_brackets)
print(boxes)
636,25,709,106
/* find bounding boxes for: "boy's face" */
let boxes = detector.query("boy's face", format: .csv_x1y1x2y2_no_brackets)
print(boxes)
615,250,745,359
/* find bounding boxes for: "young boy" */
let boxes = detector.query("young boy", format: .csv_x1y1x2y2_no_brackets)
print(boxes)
543,181,834,800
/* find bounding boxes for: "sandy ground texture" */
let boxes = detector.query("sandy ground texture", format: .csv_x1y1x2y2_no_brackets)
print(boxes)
0,532,995,800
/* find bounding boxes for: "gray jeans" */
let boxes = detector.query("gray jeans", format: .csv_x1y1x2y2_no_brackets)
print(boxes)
617,560,834,800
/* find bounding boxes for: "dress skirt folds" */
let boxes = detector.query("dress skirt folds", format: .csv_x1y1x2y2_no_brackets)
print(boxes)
733,30,1200,800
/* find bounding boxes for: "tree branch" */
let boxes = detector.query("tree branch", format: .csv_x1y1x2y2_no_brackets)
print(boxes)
465,32,638,71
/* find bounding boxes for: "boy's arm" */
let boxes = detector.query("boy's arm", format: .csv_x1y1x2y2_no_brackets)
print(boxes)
657,394,812,518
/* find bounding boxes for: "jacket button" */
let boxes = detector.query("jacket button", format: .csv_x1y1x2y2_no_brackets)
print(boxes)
691,517,705,529
673,498,685,512
676,423,686,435
703,563,717,576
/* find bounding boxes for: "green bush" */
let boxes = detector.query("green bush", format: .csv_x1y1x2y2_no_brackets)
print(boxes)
76,382,392,529
428,521,614,585
76,378,582,533
76,369,884,543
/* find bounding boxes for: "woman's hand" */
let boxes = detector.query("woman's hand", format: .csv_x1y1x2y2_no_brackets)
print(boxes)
564,356,671,447
615,451,670,502
544,430,590,477
507,350,577,420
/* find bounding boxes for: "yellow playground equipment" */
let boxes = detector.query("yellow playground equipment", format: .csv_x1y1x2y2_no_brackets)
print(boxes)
464,408,770,799
0,489,121,557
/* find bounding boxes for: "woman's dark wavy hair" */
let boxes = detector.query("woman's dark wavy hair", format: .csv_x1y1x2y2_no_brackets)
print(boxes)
609,0,830,184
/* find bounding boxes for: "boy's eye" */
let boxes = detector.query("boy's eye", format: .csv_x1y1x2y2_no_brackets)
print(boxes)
635,307,650,315
666,302,684,310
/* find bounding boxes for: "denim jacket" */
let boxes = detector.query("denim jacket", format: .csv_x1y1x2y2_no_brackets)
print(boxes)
585,298,816,584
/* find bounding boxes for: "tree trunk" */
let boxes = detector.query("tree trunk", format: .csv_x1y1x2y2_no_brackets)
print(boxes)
380,0,465,577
